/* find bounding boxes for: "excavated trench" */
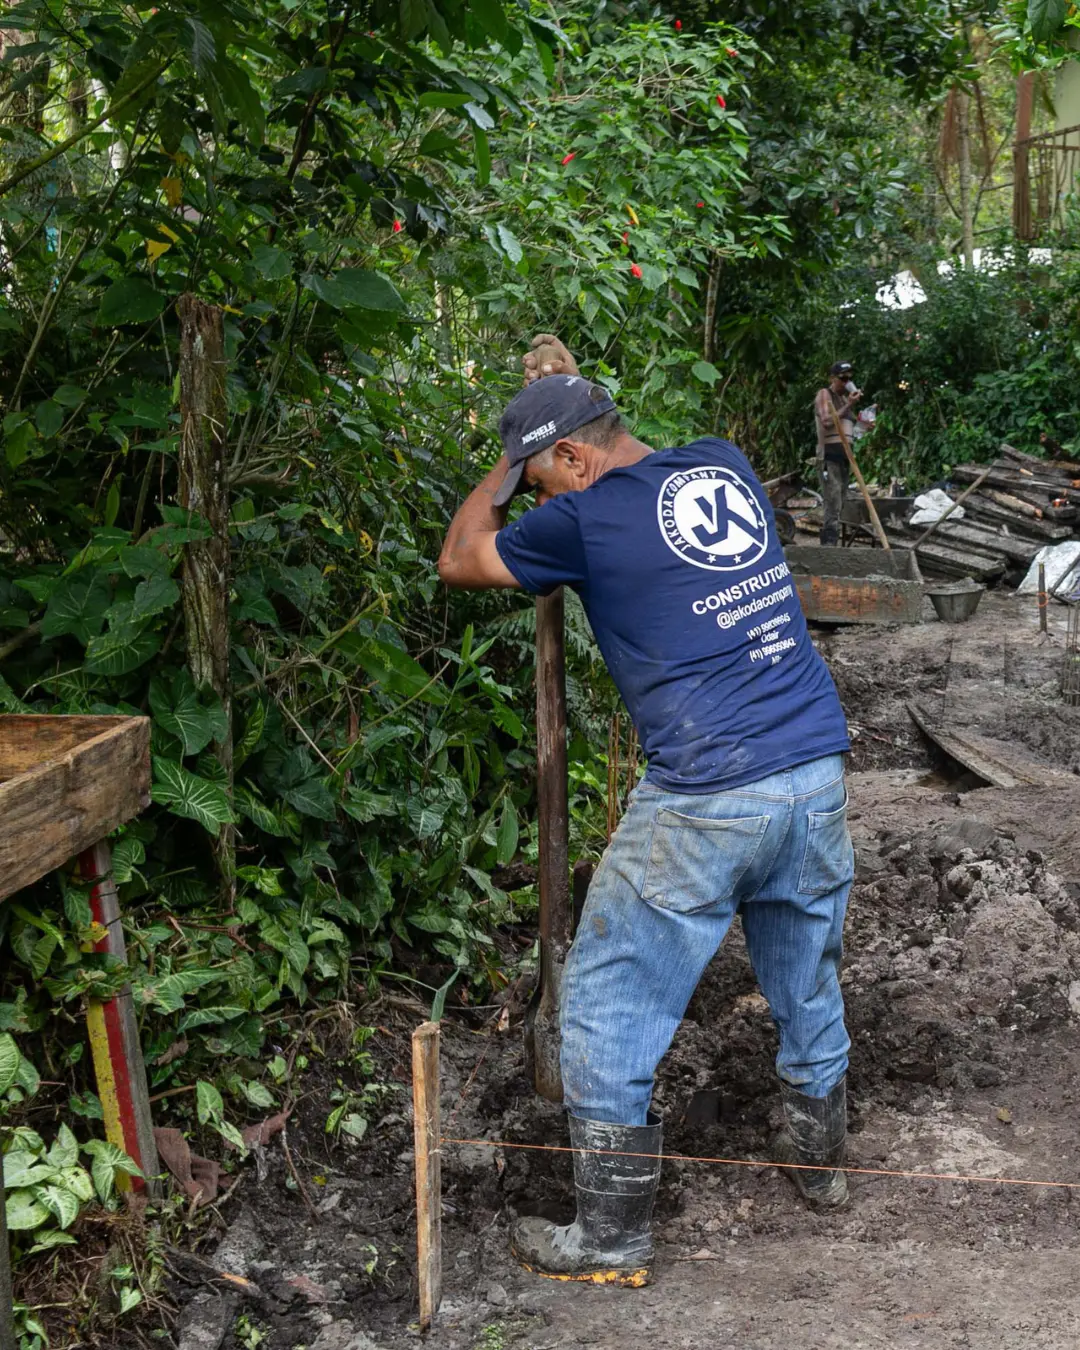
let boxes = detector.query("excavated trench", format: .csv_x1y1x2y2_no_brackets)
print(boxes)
172,594,1080,1350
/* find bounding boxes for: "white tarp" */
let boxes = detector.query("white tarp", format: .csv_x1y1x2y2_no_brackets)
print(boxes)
910,488,965,527
1018,541,1080,597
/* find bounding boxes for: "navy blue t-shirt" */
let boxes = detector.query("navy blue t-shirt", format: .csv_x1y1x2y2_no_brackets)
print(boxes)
495,437,849,794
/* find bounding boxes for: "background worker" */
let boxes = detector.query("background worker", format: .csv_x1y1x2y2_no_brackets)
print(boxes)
815,360,862,545
439,335,854,1286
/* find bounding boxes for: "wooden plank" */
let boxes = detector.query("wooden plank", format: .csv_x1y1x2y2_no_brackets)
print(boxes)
963,496,1073,541
0,714,134,782
882,532,1006,581
907,701,1073,789
80,842,160,1196
900,520,1039,566
412,1022,442,1333
0,717,150,903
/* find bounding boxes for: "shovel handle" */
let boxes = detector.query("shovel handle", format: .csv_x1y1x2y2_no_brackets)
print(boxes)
533,588,571,1102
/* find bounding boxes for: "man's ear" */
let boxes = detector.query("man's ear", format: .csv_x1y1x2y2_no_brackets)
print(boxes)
554,438,589,478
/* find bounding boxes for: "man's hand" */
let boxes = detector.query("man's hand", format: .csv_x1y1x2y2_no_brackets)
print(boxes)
522,334,580,385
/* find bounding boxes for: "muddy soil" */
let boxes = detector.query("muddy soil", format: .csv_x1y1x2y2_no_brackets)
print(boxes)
165,589,1080,1350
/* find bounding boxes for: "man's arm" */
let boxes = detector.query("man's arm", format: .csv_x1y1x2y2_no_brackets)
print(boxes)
438,456,521,591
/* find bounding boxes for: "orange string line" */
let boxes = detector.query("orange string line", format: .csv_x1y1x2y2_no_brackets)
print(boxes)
440,1135,1080,1190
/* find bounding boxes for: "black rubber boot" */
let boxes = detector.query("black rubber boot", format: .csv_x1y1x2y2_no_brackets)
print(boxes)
511,1113,662,1285
774,1078,849,1209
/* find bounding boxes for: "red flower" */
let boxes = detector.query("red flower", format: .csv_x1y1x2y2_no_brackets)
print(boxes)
622,231,629,244
727,47,738,56
561,152,576,165
696,200,705,209
630,263,643,279
392,219,402,233
675,19,682,29
716,94,726,108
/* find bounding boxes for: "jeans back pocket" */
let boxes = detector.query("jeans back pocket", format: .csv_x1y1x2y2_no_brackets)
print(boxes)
798,795,854,896
641,808,770,914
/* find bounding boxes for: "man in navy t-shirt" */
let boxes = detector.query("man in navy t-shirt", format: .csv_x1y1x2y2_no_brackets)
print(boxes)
439,335,854,1286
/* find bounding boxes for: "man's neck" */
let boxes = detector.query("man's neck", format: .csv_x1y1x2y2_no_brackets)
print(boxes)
598,435,653,477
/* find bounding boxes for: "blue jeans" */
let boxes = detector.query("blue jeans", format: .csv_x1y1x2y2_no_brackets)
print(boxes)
560,754,853,1125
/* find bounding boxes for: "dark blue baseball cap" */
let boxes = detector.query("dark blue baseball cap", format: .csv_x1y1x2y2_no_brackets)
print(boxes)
494,375,617,506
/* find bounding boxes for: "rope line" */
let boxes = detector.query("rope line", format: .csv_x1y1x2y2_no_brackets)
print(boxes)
440,1135,1080,1191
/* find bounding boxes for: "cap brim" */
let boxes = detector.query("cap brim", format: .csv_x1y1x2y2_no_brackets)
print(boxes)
492,459,527,507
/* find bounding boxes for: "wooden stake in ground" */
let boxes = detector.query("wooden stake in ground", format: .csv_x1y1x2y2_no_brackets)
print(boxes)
412,1021,442,1333
1038,562,1049,635
79,842,160,1196
177,294,235,904
828,405,891,551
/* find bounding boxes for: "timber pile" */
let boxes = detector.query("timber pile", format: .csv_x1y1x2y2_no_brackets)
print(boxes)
881,443,1080,583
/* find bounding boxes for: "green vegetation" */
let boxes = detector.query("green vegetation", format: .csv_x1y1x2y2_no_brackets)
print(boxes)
0,0,1077,1341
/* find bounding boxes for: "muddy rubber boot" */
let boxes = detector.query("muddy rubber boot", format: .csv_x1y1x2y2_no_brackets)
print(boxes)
774,1078,849,1209
511,1113,662,1286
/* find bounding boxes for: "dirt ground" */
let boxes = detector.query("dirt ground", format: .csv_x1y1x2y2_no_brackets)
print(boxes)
166,590,1080,1350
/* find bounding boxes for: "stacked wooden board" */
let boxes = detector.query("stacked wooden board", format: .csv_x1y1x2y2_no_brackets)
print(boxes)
879,444,1080,583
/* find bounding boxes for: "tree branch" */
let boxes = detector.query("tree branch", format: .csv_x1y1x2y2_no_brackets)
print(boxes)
0,59,170,199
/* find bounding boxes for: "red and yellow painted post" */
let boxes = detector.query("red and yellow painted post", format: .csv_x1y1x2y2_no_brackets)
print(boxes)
78,842,159,1194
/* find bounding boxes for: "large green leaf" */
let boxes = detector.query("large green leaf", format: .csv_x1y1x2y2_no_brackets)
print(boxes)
97,277,165,327
5,1189,49,1231
304,269,405,312
282,777,337,822
470,0,508,44
495,798,519,865
1028,0,1067,41
152,758,235,832
234,784,288,836
82,1139,142,1202
39,1184,81,1230
149,671,226,756
349,635,447,703
84,620,161,676
0,1151,51,1189
130,572,180,623
41,571,111,643
0,1031,22,1095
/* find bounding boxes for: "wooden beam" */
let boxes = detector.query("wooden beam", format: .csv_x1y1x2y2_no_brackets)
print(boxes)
0,717,150,904
80,843,160,1196
411,1022,442,1333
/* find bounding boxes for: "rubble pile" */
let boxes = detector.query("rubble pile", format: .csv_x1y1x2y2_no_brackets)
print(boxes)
881,443,1080,584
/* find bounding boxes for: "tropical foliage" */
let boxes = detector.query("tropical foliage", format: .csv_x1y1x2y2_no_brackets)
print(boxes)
0,0,1078,1339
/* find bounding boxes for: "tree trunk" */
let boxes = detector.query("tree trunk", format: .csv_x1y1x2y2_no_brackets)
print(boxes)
703,253,721,365
957,85,975,268
177,294,234,905
1012,71,1035,241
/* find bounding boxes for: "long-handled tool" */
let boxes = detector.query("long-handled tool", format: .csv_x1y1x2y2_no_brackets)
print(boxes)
828,403,891,551
521,341,573,1103
527,587,572,1102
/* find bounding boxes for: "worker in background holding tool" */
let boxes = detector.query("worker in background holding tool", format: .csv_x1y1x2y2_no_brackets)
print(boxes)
439,335,854,1286
815,361,862,546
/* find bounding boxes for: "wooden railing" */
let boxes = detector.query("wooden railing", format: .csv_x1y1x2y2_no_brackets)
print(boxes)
1013,123,1080,239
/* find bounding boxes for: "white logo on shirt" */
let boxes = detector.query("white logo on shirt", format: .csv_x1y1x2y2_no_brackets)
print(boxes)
522,420,557,445
656,466,769,572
